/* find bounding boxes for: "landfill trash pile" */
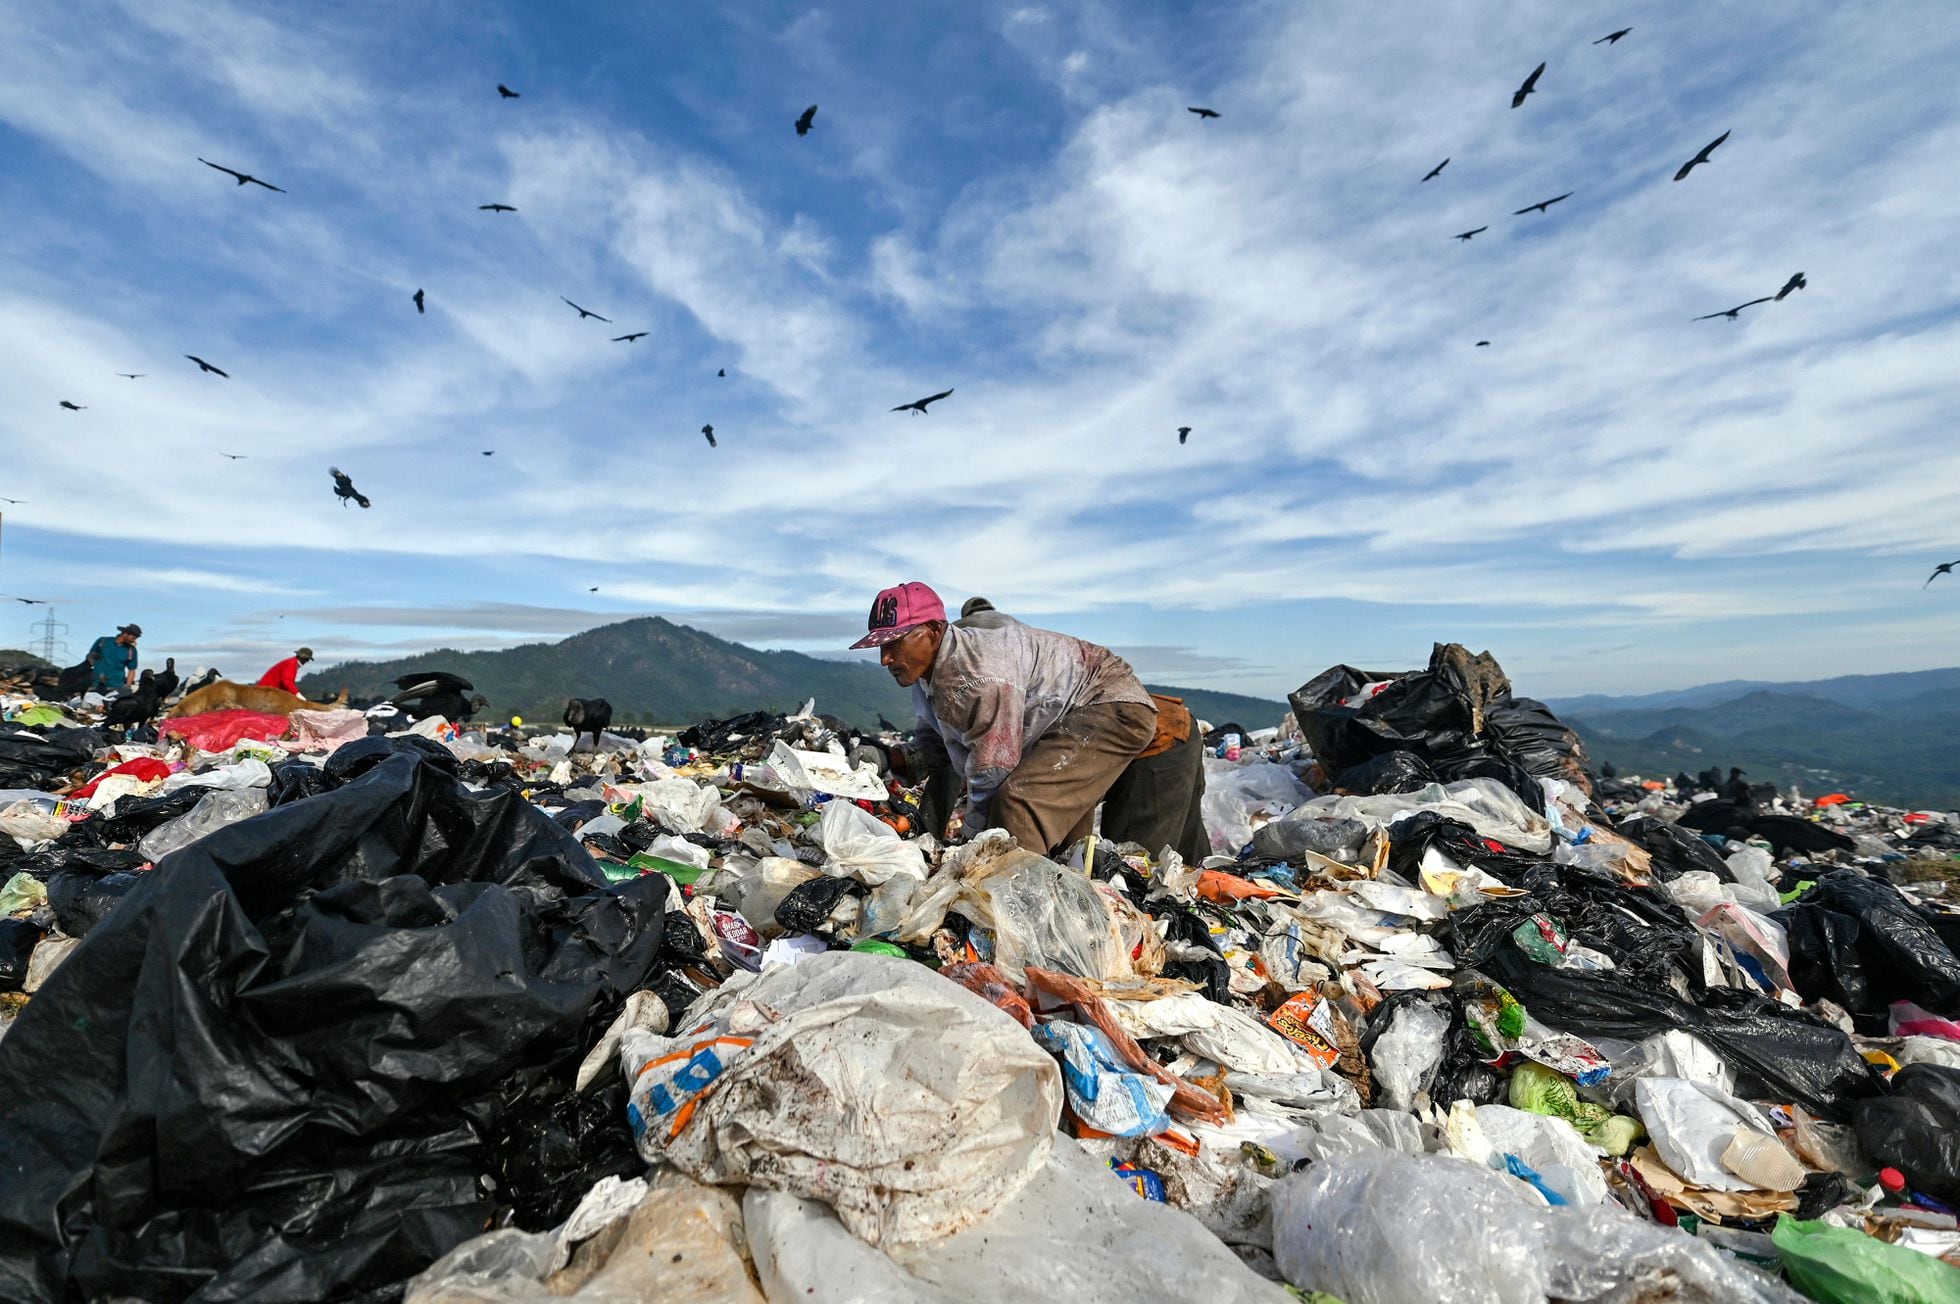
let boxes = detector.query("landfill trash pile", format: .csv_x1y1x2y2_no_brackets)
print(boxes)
1,645,1959,1303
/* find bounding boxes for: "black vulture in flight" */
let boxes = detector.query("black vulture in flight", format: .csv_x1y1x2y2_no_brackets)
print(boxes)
329,466,372,508
1511,62,1545,109
892,388,954,414
1692,297,1773,321
1673,130,1731,181
198,157,285,192
1512,192,1572,215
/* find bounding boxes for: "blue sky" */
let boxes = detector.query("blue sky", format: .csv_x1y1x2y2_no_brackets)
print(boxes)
2,1,1957,701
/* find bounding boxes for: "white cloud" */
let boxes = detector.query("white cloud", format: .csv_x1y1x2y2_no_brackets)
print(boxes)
1,0,1957,698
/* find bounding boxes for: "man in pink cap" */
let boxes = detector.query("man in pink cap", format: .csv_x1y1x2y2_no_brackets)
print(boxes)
853,582,1205,861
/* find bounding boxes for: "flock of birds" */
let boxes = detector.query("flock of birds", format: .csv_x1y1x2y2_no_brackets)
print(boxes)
19,26,1952,593
41,85,970,511
1414,36,1811,333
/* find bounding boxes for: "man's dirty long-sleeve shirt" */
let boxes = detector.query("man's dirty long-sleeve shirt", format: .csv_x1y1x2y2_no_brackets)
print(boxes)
911,622,1153,828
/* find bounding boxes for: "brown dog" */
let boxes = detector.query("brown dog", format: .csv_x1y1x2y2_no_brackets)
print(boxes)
166,680,349,719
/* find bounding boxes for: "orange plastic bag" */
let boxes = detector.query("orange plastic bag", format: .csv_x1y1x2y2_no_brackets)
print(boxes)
941,961,1035,1028
1196,869,1285,902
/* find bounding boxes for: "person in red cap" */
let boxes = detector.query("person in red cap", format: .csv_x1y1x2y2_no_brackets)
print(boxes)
854,582,1206,862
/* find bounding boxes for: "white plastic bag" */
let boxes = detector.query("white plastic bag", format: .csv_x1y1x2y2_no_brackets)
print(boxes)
769,741,888,800
1634,1077,1790,1192
1302,778,1554,853
157,759,270,792
818,800,927,885
1368,999,1449,1111
1470,1104,1610,1206
1722,844,1781,910
621,952,1060,1247
0,799,67,850
1272,1151,1799,1304
643,834,710,871
620,777,722,834
744,1135,1294,1303
1201,760,1311,854
1108,991,1337,1079
954,837,1131,983
138,787,270,862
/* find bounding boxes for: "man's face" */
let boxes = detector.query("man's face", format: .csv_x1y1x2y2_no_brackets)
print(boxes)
879,623,941,687
117,632,136,647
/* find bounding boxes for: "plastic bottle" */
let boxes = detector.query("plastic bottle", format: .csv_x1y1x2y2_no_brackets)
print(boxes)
1224,732,1242,762
1877,1166,1960,1214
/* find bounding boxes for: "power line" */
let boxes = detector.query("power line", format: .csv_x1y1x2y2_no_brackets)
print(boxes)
28,609,68,663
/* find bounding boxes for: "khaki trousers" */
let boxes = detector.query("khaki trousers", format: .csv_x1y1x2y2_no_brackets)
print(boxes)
989,700,1157,856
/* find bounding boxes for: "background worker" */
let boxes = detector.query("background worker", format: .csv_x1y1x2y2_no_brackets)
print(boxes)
257,647,314,694
858,581,1207,862
956,596,1016,630
85,623,142,695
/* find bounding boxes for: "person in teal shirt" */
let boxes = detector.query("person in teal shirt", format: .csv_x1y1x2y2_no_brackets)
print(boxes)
86,624,142,694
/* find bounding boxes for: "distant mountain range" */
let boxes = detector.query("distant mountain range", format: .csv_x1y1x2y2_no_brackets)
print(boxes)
302,617,1287,733
1549,667,1960,810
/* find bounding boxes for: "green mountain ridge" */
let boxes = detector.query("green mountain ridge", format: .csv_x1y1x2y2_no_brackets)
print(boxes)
302,616,1288,733
1567,688,1960,811
1548,666,1960,715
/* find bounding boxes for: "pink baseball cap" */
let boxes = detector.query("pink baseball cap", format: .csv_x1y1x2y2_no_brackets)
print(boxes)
850,581,946,648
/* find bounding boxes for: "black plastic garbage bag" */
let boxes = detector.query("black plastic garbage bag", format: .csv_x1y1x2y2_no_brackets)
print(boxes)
775,874,861,933
1384,811,1545,886
489,1070,643,1231
44,870,143,938
1855,1064,1960,1202
1618,814,1734,882
1775,872,1960,1027
1332,751,1437,795
1483,949,1884,1121
267,757,334,806
582,832,633,861
69,786,211,846
1290,644,1509,780
0,728,99,788
0,745,673,1304
1202,722,1250,748
1449,863,1699,995
1908,823,1960,852
1291,645,1591,804
14,846,146,880
1250,812,1370,862
1428,997,1509,1107
678,710,778,754
1158,903,1232,1005
1481,697,1591,794
0,918,41,992
550,799,610,833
